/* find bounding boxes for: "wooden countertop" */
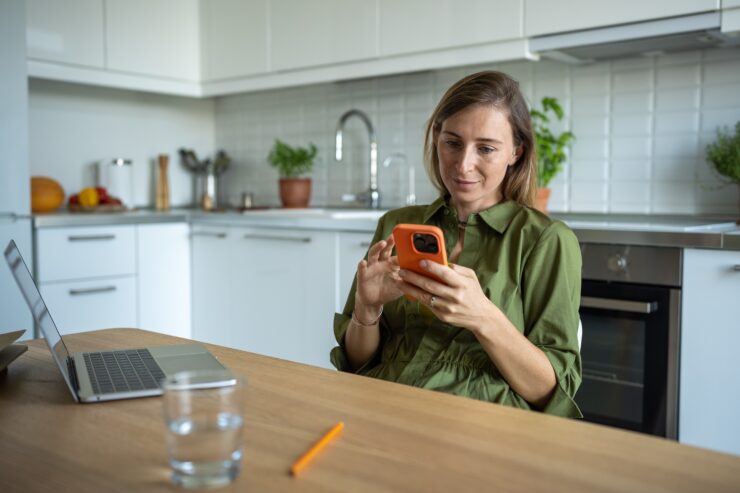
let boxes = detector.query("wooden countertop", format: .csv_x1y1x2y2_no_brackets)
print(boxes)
1,329,739,492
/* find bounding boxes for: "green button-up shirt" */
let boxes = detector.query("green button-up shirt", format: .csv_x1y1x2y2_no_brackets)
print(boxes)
331,197,583,418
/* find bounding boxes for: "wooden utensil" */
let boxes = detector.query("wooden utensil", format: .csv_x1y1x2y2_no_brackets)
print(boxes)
156,154,170,210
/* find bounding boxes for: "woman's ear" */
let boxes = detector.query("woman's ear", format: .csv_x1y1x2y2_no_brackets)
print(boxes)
510,144,524,165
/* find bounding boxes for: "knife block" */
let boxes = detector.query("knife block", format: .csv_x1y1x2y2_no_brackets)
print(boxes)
156,154,170,210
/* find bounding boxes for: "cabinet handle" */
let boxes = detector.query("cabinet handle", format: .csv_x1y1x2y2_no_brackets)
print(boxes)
359,242,372,248
580,296,657,314
733,265,740,272
69,286,117,296
191,232,227,239
243,234,311,243
68,234,116,242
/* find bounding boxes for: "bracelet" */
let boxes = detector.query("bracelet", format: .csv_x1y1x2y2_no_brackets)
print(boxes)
351,305,383,327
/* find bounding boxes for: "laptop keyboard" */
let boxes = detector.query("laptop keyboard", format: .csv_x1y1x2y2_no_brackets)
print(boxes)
83,349,166,395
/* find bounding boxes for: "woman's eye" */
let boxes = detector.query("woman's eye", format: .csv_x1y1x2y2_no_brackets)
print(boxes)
445,140,460,148
479,146,496,154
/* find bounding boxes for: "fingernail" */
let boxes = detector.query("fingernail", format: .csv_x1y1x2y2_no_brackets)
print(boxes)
420,260,429,269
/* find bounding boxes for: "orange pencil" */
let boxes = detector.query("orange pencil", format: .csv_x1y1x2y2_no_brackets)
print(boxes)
290,421,345,476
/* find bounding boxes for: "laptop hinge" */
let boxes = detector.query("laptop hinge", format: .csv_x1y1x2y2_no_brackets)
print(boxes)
66,356,80,392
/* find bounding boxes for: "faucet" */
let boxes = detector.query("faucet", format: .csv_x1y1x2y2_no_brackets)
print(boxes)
335,109,380,209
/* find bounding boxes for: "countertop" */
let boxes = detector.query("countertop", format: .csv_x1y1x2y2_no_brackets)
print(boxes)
31,207,740,250
4,328,739,493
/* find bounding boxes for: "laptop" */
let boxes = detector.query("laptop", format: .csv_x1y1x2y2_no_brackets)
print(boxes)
4,239,231,403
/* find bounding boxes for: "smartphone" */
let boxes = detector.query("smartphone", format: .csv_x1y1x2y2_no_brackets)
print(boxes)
392,224,448,283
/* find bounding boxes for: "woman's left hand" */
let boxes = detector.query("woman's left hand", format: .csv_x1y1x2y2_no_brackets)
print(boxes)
395,260,496,332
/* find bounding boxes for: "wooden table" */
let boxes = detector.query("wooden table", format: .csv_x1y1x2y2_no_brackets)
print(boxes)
1,329,739,492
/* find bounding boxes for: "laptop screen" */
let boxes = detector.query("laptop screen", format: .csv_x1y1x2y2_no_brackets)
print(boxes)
3,240,76,396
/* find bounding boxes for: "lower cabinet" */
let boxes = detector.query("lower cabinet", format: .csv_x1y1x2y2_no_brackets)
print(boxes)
231,227,336,368
680,248,740,456
191,224,375,369
36,222,191,337
137,223,192,338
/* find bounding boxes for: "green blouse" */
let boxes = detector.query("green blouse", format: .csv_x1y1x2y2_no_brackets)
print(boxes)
330,197,583,418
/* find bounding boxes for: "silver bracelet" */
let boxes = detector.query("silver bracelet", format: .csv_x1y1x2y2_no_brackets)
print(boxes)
351,305,383,327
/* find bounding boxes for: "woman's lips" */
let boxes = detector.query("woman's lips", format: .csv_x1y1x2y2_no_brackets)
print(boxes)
453,178,479,191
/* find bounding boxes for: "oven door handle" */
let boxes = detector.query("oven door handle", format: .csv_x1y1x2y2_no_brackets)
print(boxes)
580,296,658,314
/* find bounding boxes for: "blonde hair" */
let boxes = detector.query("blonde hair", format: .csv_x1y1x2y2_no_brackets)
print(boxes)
423,71,537,207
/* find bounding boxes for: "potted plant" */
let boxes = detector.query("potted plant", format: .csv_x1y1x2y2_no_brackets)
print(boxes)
705,121,740,218
268,139,318,208
530,97,575,213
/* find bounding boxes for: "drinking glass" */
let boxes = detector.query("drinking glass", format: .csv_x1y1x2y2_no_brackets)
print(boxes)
162,371,246,489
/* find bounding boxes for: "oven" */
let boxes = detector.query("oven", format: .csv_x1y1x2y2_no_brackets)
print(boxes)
575,244,681,438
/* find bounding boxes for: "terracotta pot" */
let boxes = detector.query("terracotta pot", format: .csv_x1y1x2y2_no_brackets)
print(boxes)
534,187,551,214
278,177,311,208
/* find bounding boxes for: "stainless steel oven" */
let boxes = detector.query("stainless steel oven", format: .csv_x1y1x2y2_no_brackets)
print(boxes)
576,244,681,438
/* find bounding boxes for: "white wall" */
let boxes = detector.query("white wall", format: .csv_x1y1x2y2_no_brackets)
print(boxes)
28,79,215,207
215,46,740,214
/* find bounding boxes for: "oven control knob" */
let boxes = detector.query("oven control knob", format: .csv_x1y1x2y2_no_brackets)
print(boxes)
608,254,628,273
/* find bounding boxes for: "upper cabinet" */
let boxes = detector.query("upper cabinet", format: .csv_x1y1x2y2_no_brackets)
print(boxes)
26,0,104,68
105,0,201,81
270,0,378,72
201,0,269,81
525,0,720,37
379,0,522,57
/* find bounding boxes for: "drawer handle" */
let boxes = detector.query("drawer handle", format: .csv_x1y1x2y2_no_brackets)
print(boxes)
733,265,740,272
191,232,228,239
68,234,116,242
243,234,311,243
360,242,372,248
69,286,117,296
580,296,658,314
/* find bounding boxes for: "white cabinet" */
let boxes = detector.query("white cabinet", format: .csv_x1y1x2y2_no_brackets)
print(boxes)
201,0,269,81
36,225,136,282
336,232,373,312
25,0,104,68
525,0,719,36
379,0,522,57
680,248,740,456
190,223,339,368
270,0,378,71
191,224,233,347
105,0,201,81
137,223,192,338
40,276,137,334
230,227,336,368
36,225,138,334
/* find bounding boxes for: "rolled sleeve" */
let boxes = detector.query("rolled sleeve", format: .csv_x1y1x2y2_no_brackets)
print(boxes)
522,221,583,418
330,216,387,374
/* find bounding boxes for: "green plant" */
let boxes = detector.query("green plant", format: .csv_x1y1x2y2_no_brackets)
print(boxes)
706,122,740,184
267,139,317,178
530,97,575,188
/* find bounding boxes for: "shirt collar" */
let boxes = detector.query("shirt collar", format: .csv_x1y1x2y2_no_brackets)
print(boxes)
422,196,522,234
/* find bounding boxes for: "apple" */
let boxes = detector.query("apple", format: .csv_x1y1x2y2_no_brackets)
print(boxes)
68,194,79,205
95,186,109,202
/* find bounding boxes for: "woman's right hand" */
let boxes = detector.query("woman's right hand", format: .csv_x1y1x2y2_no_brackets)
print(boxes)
354,234,403,318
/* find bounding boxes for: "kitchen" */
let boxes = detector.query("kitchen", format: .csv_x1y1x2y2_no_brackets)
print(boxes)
1,0,740,490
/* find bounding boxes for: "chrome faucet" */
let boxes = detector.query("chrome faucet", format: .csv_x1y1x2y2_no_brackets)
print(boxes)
335,109,380,209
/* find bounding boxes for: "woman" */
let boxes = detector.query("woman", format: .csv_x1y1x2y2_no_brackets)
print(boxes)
330,71,582,417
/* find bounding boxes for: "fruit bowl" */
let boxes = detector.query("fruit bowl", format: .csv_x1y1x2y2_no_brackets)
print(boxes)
68,204,128,213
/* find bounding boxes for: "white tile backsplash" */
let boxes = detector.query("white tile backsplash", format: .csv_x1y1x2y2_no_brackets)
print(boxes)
210,46,740,213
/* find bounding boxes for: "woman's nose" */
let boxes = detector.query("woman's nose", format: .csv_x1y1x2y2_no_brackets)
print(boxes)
455,147,476,173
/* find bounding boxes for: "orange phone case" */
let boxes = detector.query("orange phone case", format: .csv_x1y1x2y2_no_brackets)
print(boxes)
392,224,448,283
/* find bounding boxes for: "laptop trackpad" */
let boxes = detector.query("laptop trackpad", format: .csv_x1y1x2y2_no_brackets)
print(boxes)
157,353,227,375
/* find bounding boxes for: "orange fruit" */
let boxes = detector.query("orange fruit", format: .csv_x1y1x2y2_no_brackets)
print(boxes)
78,187,99,207
30,176,65,212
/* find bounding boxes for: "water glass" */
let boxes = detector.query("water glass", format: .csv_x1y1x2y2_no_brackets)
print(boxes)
162,371,246,489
